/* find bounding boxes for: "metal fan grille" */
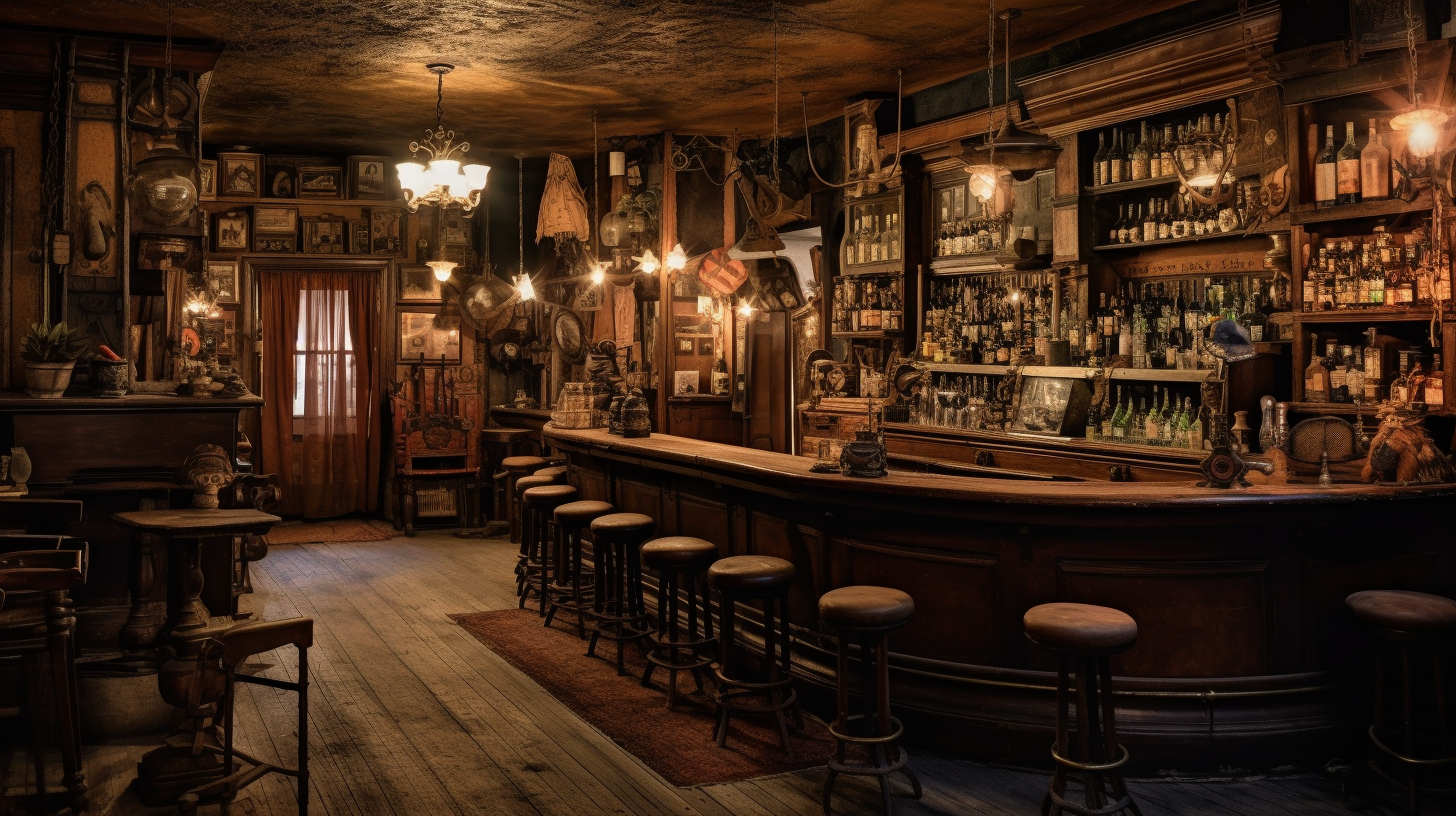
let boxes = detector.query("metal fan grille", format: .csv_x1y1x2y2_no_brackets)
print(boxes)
1288,416,1359,463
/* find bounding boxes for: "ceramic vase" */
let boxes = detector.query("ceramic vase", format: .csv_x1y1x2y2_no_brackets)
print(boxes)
10,447,32,488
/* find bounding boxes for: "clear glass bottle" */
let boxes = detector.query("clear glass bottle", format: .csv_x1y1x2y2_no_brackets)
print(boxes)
1304,338,1331,402
1131,121,1151,181
1315,125,1338,207
1337,121,1361,206
1360,118,1390,202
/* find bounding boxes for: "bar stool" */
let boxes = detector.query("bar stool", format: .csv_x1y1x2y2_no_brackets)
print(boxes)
642,537,718,708
513,473,564,598
0,543,88,816
519,484,578,613
819,586,923,816
545,499,614,638
1024,602,1141,816
536,464,569,482
586,513,656,674
501,455,548,544
1346,589,1456,815
709,555,802,757
178,617,314,815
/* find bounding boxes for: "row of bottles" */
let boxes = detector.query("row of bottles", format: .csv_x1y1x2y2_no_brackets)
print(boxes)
1087,384,1207,449
844,204,902,266
909,374,1010,431
920,273,1056,363
1061,277,1277,368
1102,186,1251,246
1301,223,1451,310
935,211,1010,257
832,275,904,333
1301,332,1445,406
1090,114,1233,187
1313,119,1393,207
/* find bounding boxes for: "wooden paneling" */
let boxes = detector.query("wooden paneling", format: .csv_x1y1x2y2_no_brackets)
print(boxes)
615,477,663,522
674,488,732,554
1302,548,1444,669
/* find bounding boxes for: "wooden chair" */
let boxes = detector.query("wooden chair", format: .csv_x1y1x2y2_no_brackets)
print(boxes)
178,617,315,815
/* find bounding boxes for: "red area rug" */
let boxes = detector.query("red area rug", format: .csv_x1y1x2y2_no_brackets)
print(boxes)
452,608,835,786
267,519,395,545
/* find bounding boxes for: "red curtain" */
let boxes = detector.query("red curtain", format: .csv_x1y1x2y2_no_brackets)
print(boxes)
260,269,380,518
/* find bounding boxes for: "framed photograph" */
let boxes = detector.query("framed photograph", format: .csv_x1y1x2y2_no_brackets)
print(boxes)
266,166,296,198
398,310,461,362
253,206,297,234
212,209,250,252
204,259,240,304
674,370,700,396
398,264,442,301
370,207,405,256
441,206,469,244
699,339,716,356
216,152,261,198
302,215,347,254
218,308,238,354
677,338,694,354
348,219,370,255
348,155,390,200
297,166,343,199
198,317,226,358
253,234,298,253
199,160,217,200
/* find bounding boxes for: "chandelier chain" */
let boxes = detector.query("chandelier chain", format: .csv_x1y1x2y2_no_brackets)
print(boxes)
436,69,445,132
592,112,599,249
1405,0,1420,106
518,154,525,278
986,0,996,166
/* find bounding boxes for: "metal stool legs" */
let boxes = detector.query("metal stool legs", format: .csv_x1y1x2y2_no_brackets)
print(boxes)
1044,653,1140,816
822,634,921,816
642,562,715,706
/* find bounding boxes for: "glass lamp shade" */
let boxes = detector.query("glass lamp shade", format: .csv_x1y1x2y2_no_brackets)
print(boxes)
426,259,458,282
462,163,490,191
128,135,199,227
1392,107,1450,159
600,211,630,247
396,161,427,195
666,243,688,271
634,249,659,275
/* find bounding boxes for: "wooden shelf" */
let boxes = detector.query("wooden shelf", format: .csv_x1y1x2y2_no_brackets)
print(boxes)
1293,308,1434,324
1092,229,1252,253
839,261,903,277
1108,367,1217,383
1288,192,1432,226
917,362,1218,383
202,197,406,208
832,330,900,339
921,362,1011,375
1285,400,1450,417
1083,175,1184,196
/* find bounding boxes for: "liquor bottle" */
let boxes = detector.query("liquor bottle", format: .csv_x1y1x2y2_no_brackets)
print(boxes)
856,217,870,264
1427,354,1445,406
1189,400,1205,450
848,217,862,266
1108,129,1125,184
1094,131,1109,187
1337,121,1361,206
1349,354,1366,405
1390,357,1412,403
1144,388,1161,442
1131,121,1151,181
1304,336,1330,402
869,215,883,262
1115,390,1133,440
1360,118,1390,202
1157,199,1172,241
1104,387,1121,438
1161,124,1176,177
712,353,730,395
1329,348,1349,403
1239,291,1268,342
1142,198,1157,243
1109,204,1125,245
1117,206,1132,244
1315,125,1338,207
887,213,901,260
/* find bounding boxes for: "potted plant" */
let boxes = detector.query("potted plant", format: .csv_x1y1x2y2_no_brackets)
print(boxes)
21,321,90,398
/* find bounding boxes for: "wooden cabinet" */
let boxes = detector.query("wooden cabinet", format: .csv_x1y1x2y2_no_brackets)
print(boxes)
667,396,737,445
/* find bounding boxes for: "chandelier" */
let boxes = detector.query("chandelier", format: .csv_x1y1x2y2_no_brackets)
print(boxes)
396,64,490,213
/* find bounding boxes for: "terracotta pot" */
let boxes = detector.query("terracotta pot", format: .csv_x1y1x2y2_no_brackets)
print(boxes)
24,361,75,399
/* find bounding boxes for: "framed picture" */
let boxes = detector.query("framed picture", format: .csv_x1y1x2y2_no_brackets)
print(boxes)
441,206,469,244
297,166,343,198
677,338,694,354
253,206,297,234
674,370,700,396
253,234,298,253
266,166,296,198
348,155,390,200
204,259,240,304
699,339,716,356
398,310,461,362
398,264,442,301
212,209,250,252
302,215,347,254
370,208,405,256
1351,0,1424,56
199,160,217,200
348,219,370,255
218,308,238,354
217,152,261,198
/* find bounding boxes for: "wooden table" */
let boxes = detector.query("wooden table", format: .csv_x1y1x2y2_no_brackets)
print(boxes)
112,509,279,651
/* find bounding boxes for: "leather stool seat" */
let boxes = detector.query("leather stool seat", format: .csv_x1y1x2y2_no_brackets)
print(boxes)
555,500,615,526
709,555,795,596
502,456,548,474
536,465,569,481
1024,602,1137,653
1346,590,1456,634
514,474,558,497
820,586,914,632
642,537,717,568
590,513,655,537
523,484,577,510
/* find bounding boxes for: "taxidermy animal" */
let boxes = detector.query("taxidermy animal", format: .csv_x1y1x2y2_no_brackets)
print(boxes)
1362,404,1456,484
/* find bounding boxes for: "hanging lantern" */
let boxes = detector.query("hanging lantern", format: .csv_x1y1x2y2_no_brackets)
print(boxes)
600,210,630,247
129,132,200,226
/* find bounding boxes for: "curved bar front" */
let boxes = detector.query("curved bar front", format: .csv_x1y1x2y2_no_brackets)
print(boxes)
545,425,1456,773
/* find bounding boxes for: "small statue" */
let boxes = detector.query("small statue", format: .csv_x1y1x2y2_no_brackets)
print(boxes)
183,444,233,508
1362,403,1456,485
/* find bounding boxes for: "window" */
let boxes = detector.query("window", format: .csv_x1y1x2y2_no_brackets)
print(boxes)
292,288,357,425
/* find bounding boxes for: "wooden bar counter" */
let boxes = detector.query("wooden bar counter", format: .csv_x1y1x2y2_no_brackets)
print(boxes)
545,424,1456,773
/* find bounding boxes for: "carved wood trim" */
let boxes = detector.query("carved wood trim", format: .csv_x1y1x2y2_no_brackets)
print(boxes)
1017,3,1282,138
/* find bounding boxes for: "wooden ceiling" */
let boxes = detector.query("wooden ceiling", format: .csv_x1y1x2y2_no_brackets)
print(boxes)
0,0,1196,156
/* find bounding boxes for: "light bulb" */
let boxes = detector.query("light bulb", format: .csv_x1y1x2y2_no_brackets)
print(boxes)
515,273,536,301
738,302,754,317
634,249,659,275
666,243,688,271
590,264,607,285
1409,119,1440,159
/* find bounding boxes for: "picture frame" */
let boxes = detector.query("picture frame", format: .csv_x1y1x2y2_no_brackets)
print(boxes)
212,209,250,252
253,234,298,254
297,166,343,199
347,155,390,200
218,308,238,355
677,338,694,354
253,206,298,234
699,339,716,356
266,166,296,199
348,219,370,255
301,215,347,255
216,152,261,198
398,264,443,301
204,259,240,304
674,370,700,396
199,160,217,200
1351,0,1424,56
398,310,461,362
370,207,405,256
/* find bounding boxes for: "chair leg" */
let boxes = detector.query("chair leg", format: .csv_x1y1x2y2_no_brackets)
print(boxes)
48,610,87,811
23,652,47,816
299,645,310,816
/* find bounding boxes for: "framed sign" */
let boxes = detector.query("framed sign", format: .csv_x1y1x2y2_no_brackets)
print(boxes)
347,155,390,200
370,208,405,256
302,215,347,254
217,152,261,197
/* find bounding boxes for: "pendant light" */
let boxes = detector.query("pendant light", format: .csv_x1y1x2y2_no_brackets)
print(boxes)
127,0,200,227
966,5,1061,182
513,153,536,300
1389,0,1449,160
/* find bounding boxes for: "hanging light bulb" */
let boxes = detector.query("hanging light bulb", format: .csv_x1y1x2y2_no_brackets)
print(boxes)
738,301,754,318
1389,0,1450,161
665,243,689,272
634,249,660,275
589,262,608,285
514,273,536,301
965,7,1062,181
